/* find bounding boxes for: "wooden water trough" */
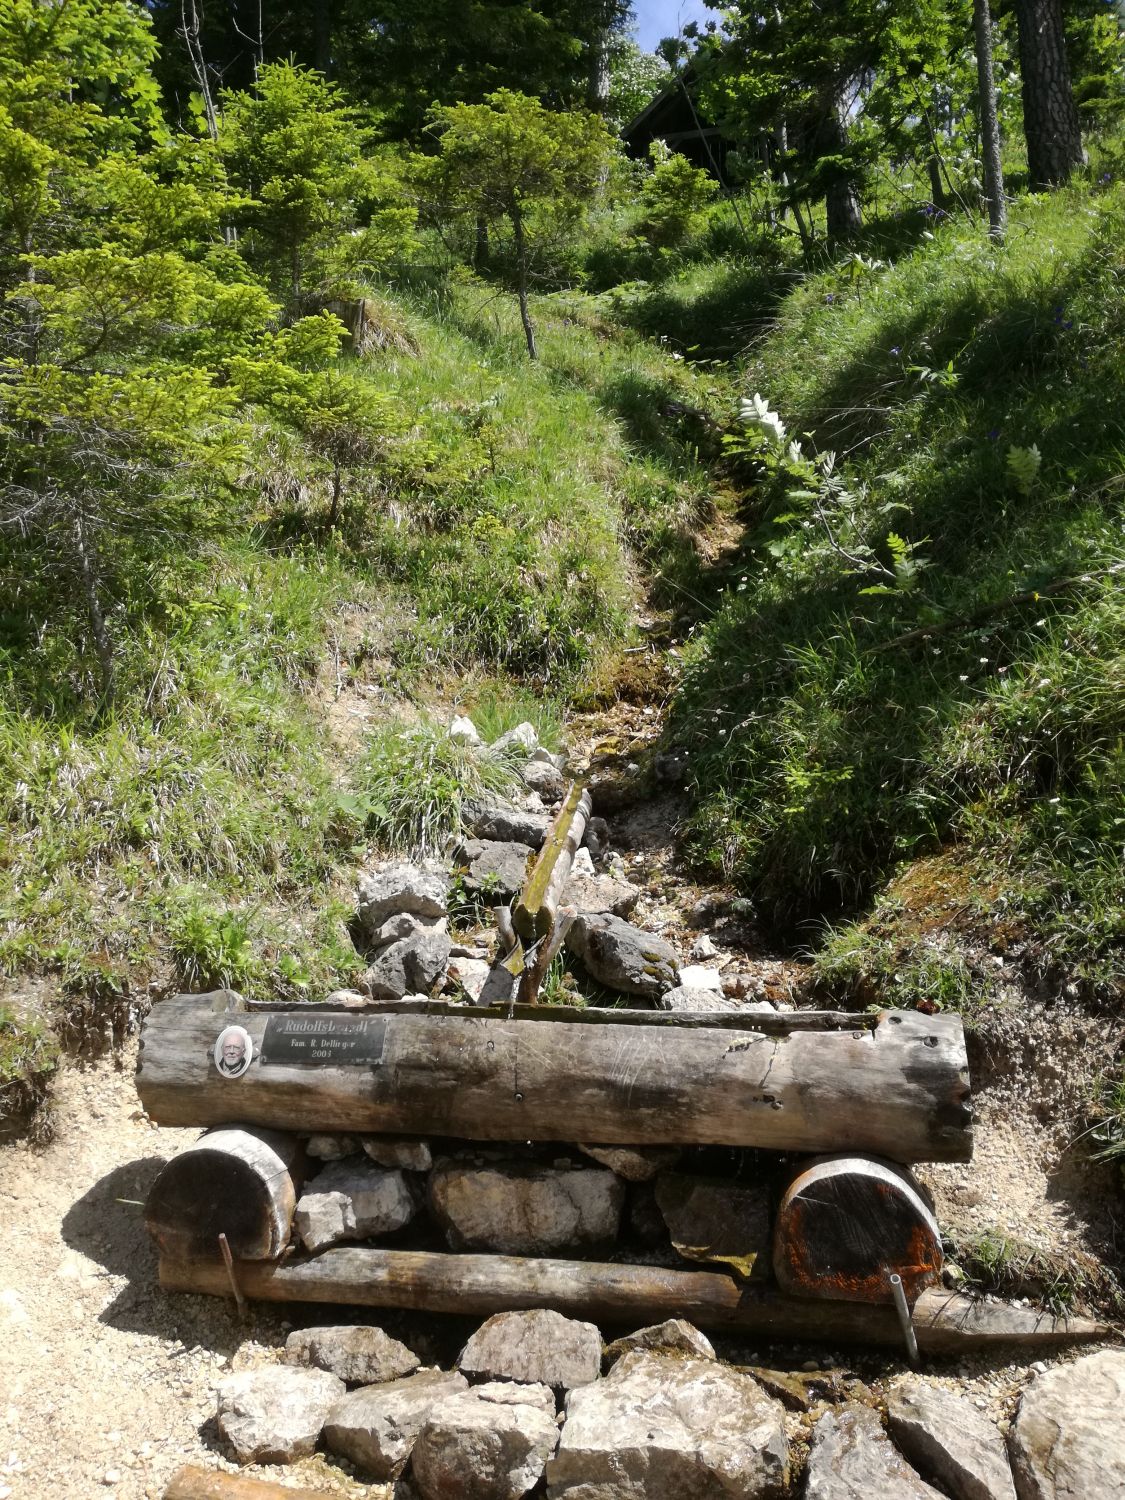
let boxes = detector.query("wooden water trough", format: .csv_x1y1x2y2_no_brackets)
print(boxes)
136,993,1110,1353
136,995,973,1161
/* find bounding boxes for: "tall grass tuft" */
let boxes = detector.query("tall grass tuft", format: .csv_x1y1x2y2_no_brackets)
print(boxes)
357,717,520,857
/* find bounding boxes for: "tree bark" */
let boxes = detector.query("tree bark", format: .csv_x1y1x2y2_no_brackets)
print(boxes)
974,0,1008,239
158,1246,1109,1353
822,81,863,244
509,201,537,360
1013,0,1084,187
73,514,115,704
514,785,591,942
587,30,611,114
164,1467,347,1500
136,998,973,1162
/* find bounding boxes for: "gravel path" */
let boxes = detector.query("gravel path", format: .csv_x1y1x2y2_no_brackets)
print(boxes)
0,1046,371,1500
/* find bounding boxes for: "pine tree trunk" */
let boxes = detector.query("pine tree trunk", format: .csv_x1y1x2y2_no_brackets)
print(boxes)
73,514,115,704
974,0,1008,240
822,84,863,244
1013,0,1084,187
510,202,537,361
587,30,611,114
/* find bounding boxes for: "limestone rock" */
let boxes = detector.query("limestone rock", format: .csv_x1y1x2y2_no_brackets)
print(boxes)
459,1310,602,1392
216,1366,344,1464
412,1383,560,1500
462,795,549,848
295,1161,417,1252
430,1162,623,1255
294,1190,353,1253
457,839,534,901
658,986,743,1012
324,988,368,1007
676,964,723,991
565,913,678,999
1009,1350,1125,1500
492,722,539,756
655,1173,772,1279
571,847,596,879
604,1319,715,1368
357,863,448,936
522,759,564,801
806,1404,943,1500
547,1350,788,1500
450,715,481,746
362,1136,433,1173
448,955,492,1004
583,817,610,861
369,912,427,950
576,1144,681,1182
887,1380,1016,1500
284,1325,420,1386
306,1133,359,1161
323,1369,468,1480
563,874,641,919
363,928,451,1000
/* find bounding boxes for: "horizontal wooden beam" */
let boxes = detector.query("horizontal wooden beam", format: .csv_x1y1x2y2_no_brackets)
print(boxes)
163,1466,348,1499
159,1248,1107,1355
136,999,973,1162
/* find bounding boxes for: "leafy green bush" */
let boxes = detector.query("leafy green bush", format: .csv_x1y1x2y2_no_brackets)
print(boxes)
169,898,258,992
640,145,718,249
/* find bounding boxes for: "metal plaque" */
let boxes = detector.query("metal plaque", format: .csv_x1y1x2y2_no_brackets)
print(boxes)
259,1013,387,1068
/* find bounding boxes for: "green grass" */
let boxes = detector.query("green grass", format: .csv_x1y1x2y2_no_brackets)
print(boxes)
356,715,519,857
0,1000,60,1139
657,173,1125,998
949,1228,1121,1318
0,268,714,1048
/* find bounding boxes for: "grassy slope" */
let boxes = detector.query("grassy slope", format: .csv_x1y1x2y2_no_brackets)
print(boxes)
0,275,716,1108
644,177,1124,1003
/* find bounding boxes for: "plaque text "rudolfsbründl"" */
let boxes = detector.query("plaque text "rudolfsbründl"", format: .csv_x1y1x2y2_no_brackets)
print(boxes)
258,1014,387,1068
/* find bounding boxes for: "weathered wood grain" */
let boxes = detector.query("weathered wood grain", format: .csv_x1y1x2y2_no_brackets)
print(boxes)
163,1466,347,1499
773,1156,943,1303
514,785,591,942
158,1248,1108,1354
136,1000,974,1162
145,1127,304,1261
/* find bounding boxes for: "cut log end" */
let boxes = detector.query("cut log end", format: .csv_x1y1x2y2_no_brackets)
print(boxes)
773,1156,943,1304
145,1128,304,1262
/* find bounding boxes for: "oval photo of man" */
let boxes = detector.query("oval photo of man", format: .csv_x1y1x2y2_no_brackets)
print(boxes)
213,1024,254,1079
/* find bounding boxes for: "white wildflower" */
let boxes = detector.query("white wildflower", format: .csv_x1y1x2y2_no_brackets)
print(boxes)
739,392,787,447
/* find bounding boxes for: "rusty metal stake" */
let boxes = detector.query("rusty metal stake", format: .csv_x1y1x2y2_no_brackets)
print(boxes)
218,1233,248,1323
888,1271,920,1366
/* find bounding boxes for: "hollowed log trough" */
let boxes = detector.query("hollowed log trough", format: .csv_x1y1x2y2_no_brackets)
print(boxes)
136,997,974,1163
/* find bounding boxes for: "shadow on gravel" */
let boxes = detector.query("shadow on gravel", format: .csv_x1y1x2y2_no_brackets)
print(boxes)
60,1156,268,1352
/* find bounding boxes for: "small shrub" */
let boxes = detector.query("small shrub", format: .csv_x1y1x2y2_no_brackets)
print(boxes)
169,898,259,993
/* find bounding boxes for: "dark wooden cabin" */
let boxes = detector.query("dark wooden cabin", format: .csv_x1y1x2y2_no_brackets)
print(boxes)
621,66,734,181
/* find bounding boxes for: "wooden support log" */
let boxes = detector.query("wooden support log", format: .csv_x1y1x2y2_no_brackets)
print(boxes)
157,1248,1108,1355
145,1127,305,1261
517,904,576,1006
163,1466,347,1499
773,1156,943,1304
514,784,591,942
136,1000,973,1162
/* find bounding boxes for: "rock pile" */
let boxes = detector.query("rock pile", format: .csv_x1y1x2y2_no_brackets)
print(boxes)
288,1131,769,1261
347,712,777,1014
215,1314,1125,1497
